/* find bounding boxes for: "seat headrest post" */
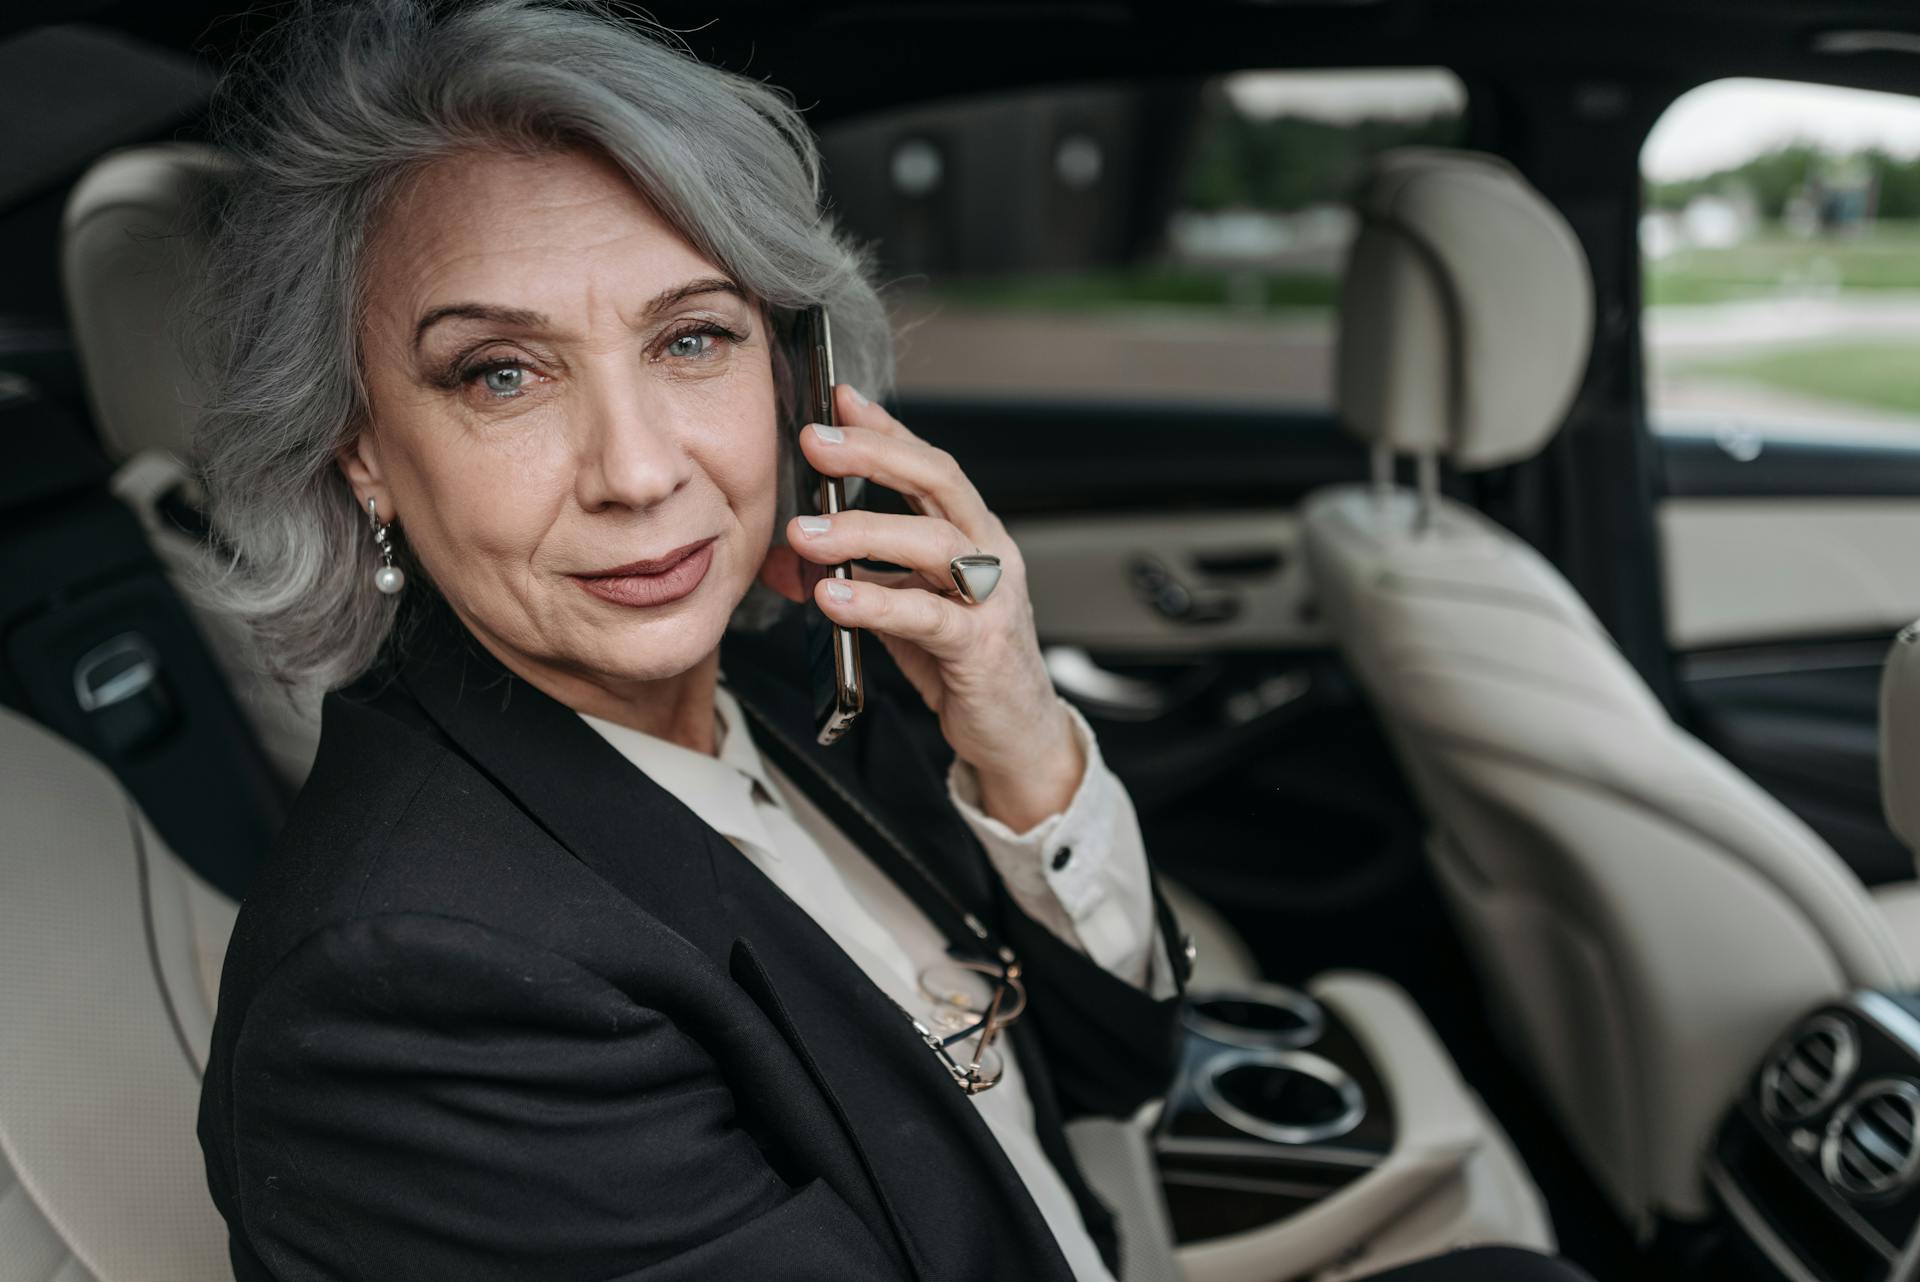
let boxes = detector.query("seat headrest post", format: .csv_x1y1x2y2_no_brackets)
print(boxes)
1369,443,1396,506
1413,450,1439,537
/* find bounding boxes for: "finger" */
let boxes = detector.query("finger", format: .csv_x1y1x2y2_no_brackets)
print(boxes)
847,562,946,594
830,386,933,517
814,575,974,661
799,422,996,545
787,510,979,594
834,383,915,441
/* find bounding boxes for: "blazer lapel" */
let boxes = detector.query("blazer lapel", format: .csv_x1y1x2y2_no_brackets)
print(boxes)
718,898,1078,1282
389,600,1078,1282
392,599,740,961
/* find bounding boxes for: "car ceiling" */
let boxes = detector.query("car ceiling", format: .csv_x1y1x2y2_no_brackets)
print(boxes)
11,0,1920,123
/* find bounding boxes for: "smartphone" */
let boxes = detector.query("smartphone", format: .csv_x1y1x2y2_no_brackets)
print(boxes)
792,305,864,745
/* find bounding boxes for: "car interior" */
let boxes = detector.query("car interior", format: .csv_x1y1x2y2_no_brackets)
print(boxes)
5,3,1920,1281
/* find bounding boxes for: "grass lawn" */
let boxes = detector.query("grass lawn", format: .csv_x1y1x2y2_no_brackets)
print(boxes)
1647,225,1920,305
926,266,1337,311
1680,342,1920,416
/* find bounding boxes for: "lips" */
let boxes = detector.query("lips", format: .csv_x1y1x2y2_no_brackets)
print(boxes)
571,536,717,608
577,537,717,578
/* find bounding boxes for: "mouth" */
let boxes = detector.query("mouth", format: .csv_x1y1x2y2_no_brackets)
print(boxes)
570,536,718,609
577,537,719,578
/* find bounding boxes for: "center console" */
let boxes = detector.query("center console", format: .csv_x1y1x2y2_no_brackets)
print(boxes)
1708,993,1920,1282
1155,974,1553,1282
1158,983,1393,1241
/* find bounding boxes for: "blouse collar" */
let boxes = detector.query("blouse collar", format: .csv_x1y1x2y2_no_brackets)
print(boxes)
577,677,788,861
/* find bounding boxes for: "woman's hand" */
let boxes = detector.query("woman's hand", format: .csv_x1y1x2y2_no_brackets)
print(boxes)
757,383,1082,832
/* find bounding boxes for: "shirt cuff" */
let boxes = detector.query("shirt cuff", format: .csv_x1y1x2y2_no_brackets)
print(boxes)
947,697,1159,987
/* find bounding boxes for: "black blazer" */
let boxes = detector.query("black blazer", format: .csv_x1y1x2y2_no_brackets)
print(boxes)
197,597,1192,1282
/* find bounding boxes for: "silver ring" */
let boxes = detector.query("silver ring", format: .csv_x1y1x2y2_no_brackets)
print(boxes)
947,553,1003,605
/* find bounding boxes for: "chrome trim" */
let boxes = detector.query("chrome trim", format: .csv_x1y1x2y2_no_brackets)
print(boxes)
1195,1049,1366,1147
72,633,160,713
1855,992,1920,1062
1042,646,1169,721
1761,1014,1861,1125
1822,1078,1920,1203
1706,1156,1826,1282
1183,984,1327,1051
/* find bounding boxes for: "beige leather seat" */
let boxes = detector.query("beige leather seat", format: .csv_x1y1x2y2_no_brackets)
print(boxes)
62,142,323,791
1300,148,1920,1233
0,707,235,1280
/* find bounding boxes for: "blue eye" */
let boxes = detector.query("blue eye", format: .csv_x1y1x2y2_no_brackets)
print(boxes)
667,331,716,359
478,364,528,396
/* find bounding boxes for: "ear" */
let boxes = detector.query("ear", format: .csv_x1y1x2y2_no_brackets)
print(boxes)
334,423,392,522
756,543,807,603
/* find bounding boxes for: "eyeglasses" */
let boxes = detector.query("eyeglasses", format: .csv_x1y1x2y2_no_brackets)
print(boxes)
903,957,1026,1095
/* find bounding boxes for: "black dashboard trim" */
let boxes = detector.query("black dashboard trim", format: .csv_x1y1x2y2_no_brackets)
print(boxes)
1707,1155,1829,1282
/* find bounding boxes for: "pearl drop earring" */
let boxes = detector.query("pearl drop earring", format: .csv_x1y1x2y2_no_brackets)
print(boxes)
366,496,406,595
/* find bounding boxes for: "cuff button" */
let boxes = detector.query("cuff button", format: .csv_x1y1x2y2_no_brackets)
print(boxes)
1049,845,1074,871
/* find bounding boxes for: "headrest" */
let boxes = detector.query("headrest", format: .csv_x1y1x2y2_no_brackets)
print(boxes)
61,143,230,463
1336,148,1595,472
1881,621,1920,852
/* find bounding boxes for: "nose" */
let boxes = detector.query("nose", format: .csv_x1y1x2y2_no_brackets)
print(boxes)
572,365,694,513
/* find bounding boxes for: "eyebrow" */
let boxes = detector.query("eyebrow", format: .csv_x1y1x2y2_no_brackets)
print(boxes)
411,276,747,352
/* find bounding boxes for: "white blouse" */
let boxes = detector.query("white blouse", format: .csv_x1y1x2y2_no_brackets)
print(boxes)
580,676,1172,1282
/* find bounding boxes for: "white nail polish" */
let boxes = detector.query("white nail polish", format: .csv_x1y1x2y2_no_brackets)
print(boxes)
825,579,854,602
797,515,832,537
811,423,845,444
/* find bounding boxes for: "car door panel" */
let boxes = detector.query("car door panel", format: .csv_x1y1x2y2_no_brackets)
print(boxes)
1010,509,1324,653
894,394,1430,980
1661,496,1920,649
1656,431,1920,884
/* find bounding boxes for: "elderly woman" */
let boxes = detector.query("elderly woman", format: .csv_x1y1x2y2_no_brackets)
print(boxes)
191,4,1589,1282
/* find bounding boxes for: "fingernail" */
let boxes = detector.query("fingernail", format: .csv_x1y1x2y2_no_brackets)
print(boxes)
825,579,854,602
797,515,832,537
844,384,870,407
810,423,845,444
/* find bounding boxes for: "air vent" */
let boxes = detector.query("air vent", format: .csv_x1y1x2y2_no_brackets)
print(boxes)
1761,1015,1859,1123
1822,1079,1920,1202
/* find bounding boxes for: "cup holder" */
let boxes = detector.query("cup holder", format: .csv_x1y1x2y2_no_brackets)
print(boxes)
1195,1049,1367,1146
1182,983,1326,1051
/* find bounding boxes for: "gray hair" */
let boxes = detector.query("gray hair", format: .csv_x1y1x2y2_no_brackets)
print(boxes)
192,0,893,692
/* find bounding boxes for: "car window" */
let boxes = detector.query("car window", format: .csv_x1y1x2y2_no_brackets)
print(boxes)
819,69,1466,409
1641,77,1920,444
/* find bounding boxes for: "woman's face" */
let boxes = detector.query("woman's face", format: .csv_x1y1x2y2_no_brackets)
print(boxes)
344,146,780,704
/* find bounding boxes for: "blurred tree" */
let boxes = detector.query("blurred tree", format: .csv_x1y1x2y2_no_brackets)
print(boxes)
1647,143,1920,220
1872,150,1920,219
1182,93,1463,212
